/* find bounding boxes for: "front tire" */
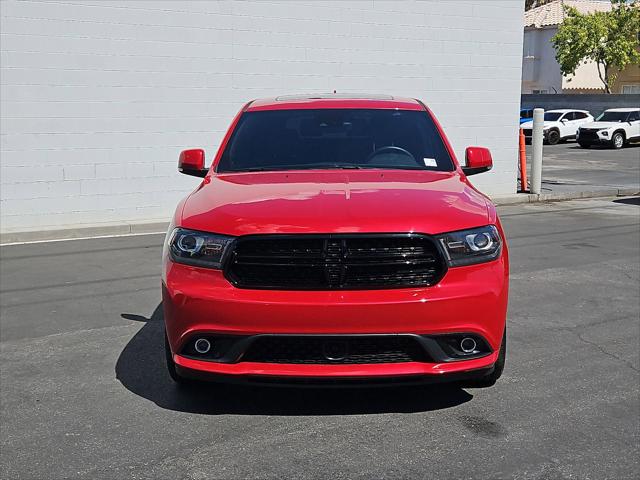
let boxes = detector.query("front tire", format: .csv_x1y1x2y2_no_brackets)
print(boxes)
165,333,190,385
611,132,625,149
459,329,506,388
547,130,560,145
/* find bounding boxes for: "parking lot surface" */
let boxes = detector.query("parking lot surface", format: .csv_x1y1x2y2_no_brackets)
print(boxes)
525,141,639,193
1,197,639,479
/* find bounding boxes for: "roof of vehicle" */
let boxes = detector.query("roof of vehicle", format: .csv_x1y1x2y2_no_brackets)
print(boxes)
603,107,640,112
245,94,424,112
546,109,590,113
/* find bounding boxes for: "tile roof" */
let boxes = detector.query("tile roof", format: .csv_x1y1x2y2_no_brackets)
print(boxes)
524,0,612,28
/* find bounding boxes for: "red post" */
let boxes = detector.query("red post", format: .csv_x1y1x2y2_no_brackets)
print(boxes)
519,128,527,192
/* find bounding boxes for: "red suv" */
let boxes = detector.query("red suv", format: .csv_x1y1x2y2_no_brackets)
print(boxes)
163,94,508,388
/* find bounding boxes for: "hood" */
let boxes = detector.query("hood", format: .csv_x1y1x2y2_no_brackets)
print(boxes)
580,121,618,129
180,170,490,236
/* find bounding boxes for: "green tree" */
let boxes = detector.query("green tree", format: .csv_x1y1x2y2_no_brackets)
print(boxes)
552,0,640,93
526,0,553,11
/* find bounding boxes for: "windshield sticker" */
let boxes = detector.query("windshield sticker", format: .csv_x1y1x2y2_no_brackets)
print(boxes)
423,157,437,167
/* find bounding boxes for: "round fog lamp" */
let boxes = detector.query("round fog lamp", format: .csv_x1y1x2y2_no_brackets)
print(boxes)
194,338,211,354
460,337,477,353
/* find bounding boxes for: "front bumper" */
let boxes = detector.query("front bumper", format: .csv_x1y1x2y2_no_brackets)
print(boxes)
162,254,508,381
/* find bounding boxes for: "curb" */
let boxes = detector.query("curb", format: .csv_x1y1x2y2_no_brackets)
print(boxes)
492,187,639,206
1,188,638,245
0,221,169,245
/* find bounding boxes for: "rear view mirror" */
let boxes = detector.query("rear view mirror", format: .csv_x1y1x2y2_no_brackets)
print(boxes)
179,149,208,177
462,147,493,176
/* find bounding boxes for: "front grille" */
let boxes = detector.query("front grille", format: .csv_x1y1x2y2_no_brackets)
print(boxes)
579,129,599,140
225,234,446,289
242,336,429,364
522,128,532,137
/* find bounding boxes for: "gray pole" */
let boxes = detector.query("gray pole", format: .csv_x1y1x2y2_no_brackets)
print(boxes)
530,108,544,194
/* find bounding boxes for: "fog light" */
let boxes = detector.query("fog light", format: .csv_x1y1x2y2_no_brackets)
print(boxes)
460,337,477,353
194,338,211,354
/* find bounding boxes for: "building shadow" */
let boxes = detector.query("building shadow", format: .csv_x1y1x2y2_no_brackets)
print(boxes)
115,304,473,416
613,196,640,206
568,143,640,150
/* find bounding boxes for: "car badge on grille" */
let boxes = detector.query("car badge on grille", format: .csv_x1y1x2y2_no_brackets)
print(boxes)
322,340,348,361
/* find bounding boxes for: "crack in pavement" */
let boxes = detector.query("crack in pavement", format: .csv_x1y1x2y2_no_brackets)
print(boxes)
557,326,640,373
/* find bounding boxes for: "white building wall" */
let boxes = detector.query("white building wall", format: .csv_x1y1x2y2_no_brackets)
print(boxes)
1,0,524,234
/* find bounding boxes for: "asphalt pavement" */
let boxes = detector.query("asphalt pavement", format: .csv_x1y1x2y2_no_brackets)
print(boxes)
1,197,639,479
524,141,639,194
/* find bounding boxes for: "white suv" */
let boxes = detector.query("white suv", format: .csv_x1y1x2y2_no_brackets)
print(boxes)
577,108,640,149
521,109,594,145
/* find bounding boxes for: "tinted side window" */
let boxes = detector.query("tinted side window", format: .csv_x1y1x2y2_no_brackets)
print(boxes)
574,112,588,120
627,111,640,122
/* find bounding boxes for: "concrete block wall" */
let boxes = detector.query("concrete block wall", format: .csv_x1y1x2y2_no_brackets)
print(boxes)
521,94,640,118
1,0,524,234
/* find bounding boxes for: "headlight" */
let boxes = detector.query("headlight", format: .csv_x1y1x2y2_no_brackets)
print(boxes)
436,225,502,267
168,228,234,269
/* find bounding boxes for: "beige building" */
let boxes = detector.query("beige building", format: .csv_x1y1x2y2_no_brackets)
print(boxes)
522,0,639,94
613,58,640,94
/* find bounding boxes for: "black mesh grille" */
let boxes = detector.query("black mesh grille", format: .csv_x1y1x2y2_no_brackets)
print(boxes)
579,129,600,140
226,234,445,290
242,336,429,364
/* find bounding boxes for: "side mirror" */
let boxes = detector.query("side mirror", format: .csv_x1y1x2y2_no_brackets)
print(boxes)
178,149,208,178
462,147,493,176
560,118,568,123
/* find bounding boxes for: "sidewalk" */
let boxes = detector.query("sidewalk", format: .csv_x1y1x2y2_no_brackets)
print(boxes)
494,141,639,205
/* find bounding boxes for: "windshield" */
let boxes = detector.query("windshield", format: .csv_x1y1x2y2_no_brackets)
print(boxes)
543,112,563,121
596,111,632,122
217,109,455,173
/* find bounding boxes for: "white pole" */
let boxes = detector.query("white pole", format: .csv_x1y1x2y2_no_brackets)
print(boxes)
530,108,544,195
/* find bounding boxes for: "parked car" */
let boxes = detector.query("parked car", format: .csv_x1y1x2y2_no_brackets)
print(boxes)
520,108,534,124
576,108,640,149
521,109,593,145
163,94,509,389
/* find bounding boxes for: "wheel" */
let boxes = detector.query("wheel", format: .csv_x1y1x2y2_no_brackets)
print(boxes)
578,142,591,149
611,132,625,149
458,329,506,388
165,333,191,385
547,130,560,145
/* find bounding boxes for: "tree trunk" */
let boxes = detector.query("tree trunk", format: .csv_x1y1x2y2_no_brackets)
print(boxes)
596,61,611,94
